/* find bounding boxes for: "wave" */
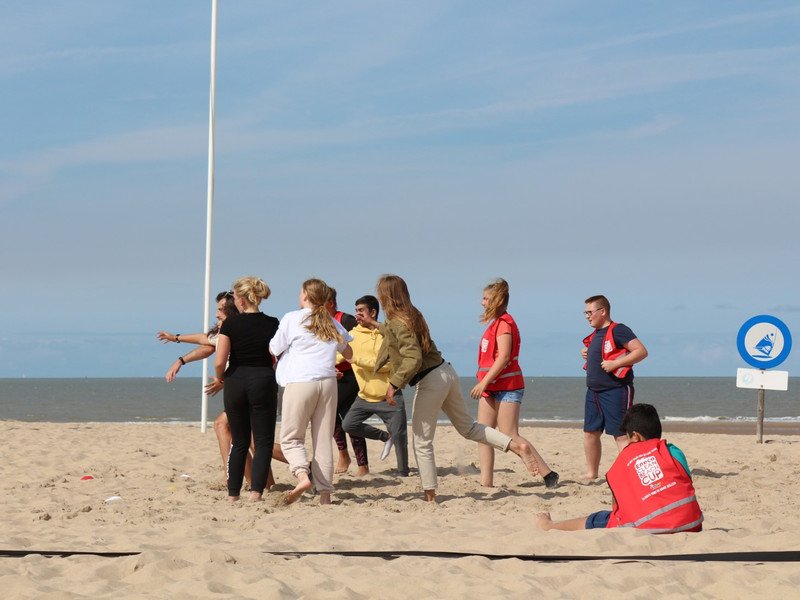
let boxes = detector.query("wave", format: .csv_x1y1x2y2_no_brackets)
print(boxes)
516,416,800,424
661,415,800,423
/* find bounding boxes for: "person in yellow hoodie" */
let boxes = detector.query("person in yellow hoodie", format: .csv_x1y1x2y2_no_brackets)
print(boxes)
341,295,410,476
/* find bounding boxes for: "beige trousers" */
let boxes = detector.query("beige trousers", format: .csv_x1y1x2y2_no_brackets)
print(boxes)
412,362,511,490
280,378,338,493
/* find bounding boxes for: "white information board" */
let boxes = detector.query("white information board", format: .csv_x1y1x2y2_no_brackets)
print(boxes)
736,368,789,391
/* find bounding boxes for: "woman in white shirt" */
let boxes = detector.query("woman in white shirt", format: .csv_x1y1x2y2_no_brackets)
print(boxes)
270,279,353,505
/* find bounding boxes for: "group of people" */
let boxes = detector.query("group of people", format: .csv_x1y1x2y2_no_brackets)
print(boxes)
157,279,704,535
159,275,555,504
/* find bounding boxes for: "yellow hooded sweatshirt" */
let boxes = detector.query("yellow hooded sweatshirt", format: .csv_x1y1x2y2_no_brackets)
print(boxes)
348,324,392,402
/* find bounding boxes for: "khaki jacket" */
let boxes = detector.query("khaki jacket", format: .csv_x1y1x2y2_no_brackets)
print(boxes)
375,318,443,389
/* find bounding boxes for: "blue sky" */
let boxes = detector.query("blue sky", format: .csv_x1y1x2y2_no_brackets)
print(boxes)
1,1,799,379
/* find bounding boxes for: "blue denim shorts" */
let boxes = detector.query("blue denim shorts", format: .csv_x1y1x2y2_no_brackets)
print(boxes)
488,389,524,404
585,510,611,529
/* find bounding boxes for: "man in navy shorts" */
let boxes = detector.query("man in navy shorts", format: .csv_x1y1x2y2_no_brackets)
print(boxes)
580,295,648,481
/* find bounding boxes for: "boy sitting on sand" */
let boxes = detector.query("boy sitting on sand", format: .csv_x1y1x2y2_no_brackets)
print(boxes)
537,404,703,534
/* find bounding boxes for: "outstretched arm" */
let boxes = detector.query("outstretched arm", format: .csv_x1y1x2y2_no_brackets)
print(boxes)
157,331,212,346
165,344,215,382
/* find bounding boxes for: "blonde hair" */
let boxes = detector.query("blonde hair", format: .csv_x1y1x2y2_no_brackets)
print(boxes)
481,278,509,323
231,276,271,308
302,278,343,343
376,274,432,353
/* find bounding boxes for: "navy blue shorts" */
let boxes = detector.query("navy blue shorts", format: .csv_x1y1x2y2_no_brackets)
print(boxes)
585,510,611,529
584,385,634,437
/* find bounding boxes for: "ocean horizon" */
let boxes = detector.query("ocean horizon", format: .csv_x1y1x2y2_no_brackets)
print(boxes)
1,376,797,424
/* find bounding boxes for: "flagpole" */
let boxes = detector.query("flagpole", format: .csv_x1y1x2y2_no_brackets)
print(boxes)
200,0,219,433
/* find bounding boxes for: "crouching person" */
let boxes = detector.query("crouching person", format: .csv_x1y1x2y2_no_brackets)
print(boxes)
537,403,703,534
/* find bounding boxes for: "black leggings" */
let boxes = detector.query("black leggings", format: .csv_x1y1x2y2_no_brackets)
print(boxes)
333,369,368,466
223,366,278,496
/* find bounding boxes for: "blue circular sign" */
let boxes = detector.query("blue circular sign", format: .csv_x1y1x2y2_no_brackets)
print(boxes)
736,315,792,369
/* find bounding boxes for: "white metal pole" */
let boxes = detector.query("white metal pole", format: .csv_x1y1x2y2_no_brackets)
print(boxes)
200,0,219,433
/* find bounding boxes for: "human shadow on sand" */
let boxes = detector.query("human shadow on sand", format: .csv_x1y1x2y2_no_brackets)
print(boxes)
691,468,737,479
333,476,404,491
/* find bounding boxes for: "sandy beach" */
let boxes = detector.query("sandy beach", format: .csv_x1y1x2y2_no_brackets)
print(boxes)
2,420,799,599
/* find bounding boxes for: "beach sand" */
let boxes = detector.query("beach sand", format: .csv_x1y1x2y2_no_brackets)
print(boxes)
2,420,799,599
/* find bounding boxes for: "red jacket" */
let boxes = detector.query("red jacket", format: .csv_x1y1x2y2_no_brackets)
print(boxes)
476,313,524,392
606,438,703,533
583,322,631,378
334,311,352,373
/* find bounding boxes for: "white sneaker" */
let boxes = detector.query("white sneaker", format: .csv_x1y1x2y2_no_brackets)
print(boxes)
380,437,394,461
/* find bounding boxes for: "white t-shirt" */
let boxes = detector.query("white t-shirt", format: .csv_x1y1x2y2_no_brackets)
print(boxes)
269,308,352,386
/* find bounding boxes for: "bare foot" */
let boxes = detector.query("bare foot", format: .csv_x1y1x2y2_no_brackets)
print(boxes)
356,465,369,477
285,472,312,505
227,495,240,503
535,512,554,531
579,473,600,484
319,492,331,505
335,451,351,474
423,489,437,502
249,491,263,502
508,440,540,476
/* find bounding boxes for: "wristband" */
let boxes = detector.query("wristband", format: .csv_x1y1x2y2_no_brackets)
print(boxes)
178,356,186,365
176,334,181,343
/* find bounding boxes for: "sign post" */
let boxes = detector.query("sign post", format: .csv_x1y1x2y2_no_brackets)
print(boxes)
735,315,792,443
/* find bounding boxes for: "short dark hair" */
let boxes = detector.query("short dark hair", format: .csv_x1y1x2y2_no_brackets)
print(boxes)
355,294,380,318
584,294,610,313
621,403,662,440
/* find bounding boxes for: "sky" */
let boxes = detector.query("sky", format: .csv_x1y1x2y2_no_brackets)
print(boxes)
1,1,799,379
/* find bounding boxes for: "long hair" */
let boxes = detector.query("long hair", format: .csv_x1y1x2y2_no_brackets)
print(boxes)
302,278,343,343
481,278,509,324
208,290,238,336
376,274,432,353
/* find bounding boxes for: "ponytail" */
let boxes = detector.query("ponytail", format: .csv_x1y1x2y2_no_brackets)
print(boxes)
302,279,343,343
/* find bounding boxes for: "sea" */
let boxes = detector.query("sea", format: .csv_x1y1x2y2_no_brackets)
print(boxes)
1,377,798,424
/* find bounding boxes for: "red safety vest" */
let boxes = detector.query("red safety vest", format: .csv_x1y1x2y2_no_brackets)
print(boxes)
476,313,525,392
334,311,352,372
606,439,703,534
583,322,631,378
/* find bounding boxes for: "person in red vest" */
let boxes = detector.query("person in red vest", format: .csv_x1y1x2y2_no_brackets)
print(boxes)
536,403,703,533
374,274,552,502
581,294,648,481
326,288,369,476
470,278,558,488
